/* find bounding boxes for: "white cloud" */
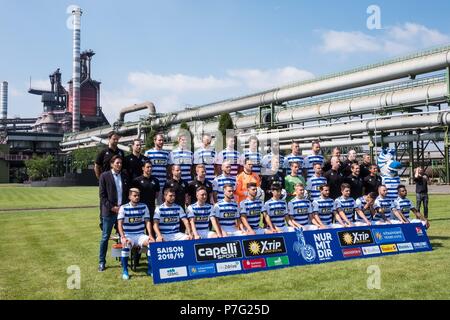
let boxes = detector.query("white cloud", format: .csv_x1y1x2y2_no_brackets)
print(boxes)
319,23,450,56
101,66,314,123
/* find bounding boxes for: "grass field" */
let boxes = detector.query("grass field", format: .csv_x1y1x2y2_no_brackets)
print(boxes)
0,186,449,300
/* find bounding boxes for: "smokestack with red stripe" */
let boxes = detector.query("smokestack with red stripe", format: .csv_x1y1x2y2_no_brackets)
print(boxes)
72,7,82,132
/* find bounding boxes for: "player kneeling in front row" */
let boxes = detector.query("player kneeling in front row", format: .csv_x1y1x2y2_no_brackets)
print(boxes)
240,182,274,235
355,192,377,226
334,183,357,228
186,186,218,239
153,188,193,242
373,185,402,224
263,184,294,233
287,183,318,231
117,188,155,280
212,184,246,237
311,184,343,229
393,185,430,229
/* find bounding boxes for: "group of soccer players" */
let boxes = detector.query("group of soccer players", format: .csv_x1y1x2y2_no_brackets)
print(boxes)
98,130,431,279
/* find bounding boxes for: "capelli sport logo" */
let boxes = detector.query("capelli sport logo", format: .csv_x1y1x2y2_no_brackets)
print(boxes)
243,237,287,257
338,230,374,247
195,241,243,262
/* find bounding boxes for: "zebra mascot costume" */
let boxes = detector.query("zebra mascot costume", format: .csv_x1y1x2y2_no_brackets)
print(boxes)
377,148,402,202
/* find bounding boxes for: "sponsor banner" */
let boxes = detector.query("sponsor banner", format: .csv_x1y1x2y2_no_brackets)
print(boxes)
338,230,374,247
243,258,266,270
362,245,381,256
373,227,405,244
266,256,290,267
216,261,242,273
150,223,431,284
342,248,362,258
397,242,414,252
188,264,215,277
380,244,398,253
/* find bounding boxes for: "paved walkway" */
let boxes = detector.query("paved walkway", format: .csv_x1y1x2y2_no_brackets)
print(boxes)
406,184,450,195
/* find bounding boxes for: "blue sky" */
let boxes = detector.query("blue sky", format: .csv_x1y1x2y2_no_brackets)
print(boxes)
1,0,450,122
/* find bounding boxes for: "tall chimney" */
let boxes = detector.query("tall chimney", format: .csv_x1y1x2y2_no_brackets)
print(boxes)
72,7,82,132
0,81,7,121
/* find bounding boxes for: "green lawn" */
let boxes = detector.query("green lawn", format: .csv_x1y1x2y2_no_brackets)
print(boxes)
0,186,449,299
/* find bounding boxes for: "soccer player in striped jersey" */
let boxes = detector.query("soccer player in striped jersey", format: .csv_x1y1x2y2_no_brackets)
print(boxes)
261,141,284,175
239,182,270,235
144,133,170,194
393,185,429,228
373,185,401,224
287,183,317,231
215,136,241,177
212,184,245,237
311,184,343,229
283,141,304,176
263,184,293,233
153,188,193,242
334,183,356,228
304,141,324,180
355,192,377,226
117,188,155,280
306,163,328,202
213,161,237,203
239,135,263,175
193,133,216,182
186,186,218,239
169,134,193,183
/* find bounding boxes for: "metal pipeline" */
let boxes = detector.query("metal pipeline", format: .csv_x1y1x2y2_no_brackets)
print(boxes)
118,101,156,123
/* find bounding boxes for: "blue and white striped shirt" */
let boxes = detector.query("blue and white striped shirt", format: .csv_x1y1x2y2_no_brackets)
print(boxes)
288,198,311,225
117,202,150,236
283,153,304,176
240,150,263,175
186,202,213,231
334,196,356,221
213,174,236,201
306,175,328,201
304,154,324,179
393,196,415,220
193,147,216,182
215,149,240,177
169,148,193,183
312,197,335,225
355,196,373,221
212,200,239,228
382,176,401,202
261,153,285,175
263,199,288,228
239,199,264,230
373,196,394,220
144,148,170,186
154,203,186,234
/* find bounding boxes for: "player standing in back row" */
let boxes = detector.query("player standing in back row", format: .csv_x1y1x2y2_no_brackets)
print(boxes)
304,141,324,180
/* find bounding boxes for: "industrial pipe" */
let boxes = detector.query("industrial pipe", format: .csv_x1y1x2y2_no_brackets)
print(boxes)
118,101,156,123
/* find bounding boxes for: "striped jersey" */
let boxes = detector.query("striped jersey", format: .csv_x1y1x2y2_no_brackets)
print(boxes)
239,199,264,230
312,197,335,225
193,147,216,182
212,174,236,201
263,199,288,228
283,153,304,176
215,149,240,177
393,196,415,220
117,202,150,236
334,196,356,221
169,148,193,182
304,154,325,179
212,200,239,229
261,153,285,175
288,198,311,225
154,203,186,234
355,196,373,221
144,148,170,186
373,196,394,220
382,176,401,202
240,150,263,175
306,175,328,201
186,202,213,231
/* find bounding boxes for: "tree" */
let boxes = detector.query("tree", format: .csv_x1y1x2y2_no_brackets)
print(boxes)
144,127,157,150
71,147,101,171
24,154,54,181
217,113,234,150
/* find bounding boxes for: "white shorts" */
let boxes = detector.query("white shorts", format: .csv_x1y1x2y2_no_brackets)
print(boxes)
163,232,189,241
354,221,371,227
325,223,345,229
300,225,319,231
275,226,295,233
197,230,217,239
409,218,427,226
125,234,150,247
222,227,245,237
